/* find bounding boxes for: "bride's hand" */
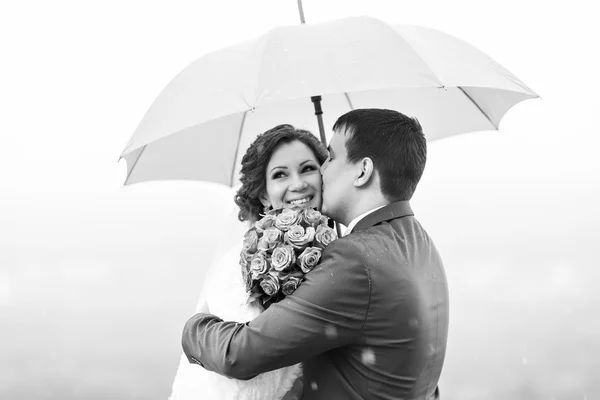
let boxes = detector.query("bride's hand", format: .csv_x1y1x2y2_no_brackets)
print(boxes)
198,301,210,314
195,295,211,314
281,375,304,400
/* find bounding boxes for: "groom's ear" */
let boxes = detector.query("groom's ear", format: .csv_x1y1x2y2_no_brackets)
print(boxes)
353,157,375,188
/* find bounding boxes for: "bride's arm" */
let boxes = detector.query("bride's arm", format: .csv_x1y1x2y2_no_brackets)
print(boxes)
182,239,369,380
281,375,304,400
186,243,303,400
202,243,262,322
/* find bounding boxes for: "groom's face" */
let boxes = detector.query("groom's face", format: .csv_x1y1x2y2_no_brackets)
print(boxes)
320,129,357,226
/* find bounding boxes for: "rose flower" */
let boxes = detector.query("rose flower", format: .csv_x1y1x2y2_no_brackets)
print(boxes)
271,244,296,272
260,272,280,297
250,251,269,278
242,229,259,254
314,224,337,249
255,214,276,233
281,270,304,296
284,225,316,250
297,246,322,273
302,208,323,228
274,208,301,231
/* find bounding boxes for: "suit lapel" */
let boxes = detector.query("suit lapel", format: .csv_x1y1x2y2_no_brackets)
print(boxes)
353,201,414,233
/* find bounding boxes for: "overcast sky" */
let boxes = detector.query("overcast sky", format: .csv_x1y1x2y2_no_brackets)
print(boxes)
1,1,599,399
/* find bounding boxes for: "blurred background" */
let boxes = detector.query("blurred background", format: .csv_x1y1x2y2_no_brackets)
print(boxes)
1,0,598,399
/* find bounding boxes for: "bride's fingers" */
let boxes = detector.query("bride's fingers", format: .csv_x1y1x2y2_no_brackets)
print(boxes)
199,301,210,314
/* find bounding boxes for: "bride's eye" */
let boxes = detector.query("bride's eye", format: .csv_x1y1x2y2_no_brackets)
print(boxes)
272,171,286,179
302,165,318,173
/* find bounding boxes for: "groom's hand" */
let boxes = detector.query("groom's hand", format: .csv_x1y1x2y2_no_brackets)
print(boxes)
182,238,370,379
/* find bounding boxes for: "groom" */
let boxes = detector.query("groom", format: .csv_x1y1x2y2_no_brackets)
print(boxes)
182,108,449,399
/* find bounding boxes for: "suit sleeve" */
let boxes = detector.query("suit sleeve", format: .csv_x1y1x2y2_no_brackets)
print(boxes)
181,239,371,380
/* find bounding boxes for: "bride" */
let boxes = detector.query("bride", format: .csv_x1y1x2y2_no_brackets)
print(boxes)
169,124,329,400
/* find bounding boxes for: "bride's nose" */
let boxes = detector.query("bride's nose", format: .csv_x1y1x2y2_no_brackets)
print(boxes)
289,173,308,191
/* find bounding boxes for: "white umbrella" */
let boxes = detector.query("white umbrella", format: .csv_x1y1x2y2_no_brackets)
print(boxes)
120,15,538,186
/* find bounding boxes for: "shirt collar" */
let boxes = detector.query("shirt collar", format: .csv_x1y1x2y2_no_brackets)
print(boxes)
353,201,414,233
343,205,386,236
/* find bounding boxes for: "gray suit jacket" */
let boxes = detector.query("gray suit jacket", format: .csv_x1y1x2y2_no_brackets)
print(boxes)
182,201,449,400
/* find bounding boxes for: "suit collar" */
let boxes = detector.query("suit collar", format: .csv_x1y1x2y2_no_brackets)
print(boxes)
352,201,414,233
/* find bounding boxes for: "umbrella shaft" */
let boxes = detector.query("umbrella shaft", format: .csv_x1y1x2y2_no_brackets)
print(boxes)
310,94,339,235
311,96,327,144
297,0,305,24
315,114,326,144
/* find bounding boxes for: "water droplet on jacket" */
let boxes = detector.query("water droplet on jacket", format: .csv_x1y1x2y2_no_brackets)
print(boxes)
310,381,318,391
325,324,338,339
361,348,376,365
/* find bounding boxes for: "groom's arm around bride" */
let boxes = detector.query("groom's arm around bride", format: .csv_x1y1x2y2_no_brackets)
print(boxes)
182,109,449,400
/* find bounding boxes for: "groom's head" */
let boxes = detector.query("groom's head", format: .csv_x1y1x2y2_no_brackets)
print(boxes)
320,109,426,225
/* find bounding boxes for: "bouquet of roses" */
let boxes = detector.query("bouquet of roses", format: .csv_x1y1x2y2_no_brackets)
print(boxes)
240,207,338,307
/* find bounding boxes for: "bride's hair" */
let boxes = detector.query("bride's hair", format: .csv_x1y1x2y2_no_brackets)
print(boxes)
234,124,327,223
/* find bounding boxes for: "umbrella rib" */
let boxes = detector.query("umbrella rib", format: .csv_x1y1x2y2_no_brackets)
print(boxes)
378,23,445,87
344,92,354,110
458,87,498,130
230,111,248,186
124,145,147,185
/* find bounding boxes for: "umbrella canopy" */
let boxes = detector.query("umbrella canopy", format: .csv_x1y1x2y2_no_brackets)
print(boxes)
120,16,538,186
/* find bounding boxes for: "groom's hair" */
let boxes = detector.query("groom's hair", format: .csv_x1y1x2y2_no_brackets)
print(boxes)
333,109,426,201
234,124,328,223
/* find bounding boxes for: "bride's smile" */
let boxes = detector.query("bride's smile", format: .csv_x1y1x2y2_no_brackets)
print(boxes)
287,195,313,206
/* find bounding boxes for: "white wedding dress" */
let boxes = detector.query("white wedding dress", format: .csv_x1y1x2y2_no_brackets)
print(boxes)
169,239,303,400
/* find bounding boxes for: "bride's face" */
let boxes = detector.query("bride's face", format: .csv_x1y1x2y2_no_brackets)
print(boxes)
262,140,323,211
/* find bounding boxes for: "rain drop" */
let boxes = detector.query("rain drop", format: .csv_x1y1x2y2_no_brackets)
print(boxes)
408,318,419,329
429,344,436,355
325,324,338,339
361,348,376,365
310,382,318,391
